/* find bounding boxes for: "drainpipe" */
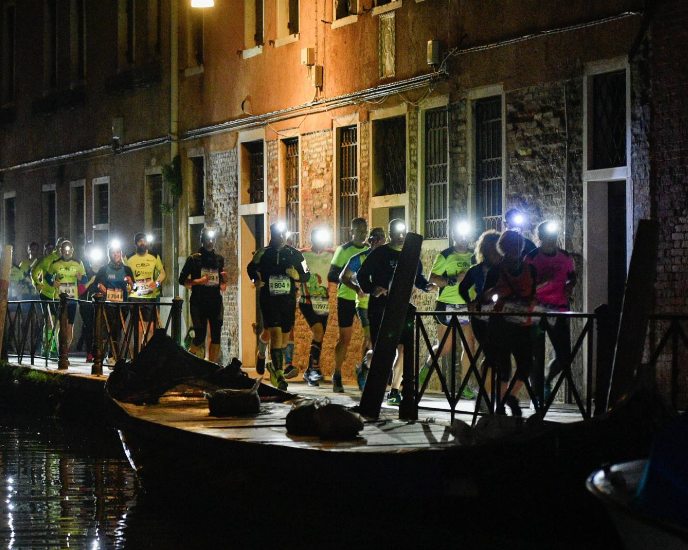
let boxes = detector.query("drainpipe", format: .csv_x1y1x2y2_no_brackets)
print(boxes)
170,0,180,298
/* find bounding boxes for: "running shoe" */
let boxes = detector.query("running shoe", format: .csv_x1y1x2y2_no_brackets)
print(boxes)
386,389,401,406
256,355,266,376
303,367,321,387
266,362,279,388
355,363,369,391
418,364,430,387
332,372,344,393
461,386,476,400
284,365,299,379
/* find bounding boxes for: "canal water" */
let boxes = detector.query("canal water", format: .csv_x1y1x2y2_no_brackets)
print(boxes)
0,412,623,550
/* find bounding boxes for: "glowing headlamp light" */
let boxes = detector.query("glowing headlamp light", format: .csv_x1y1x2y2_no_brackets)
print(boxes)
63,245,71,252
394,222,406,233
276,221,287,233
456,221,470,237
90,248,104,263
313,229,330,245
492,294,499,303
545,221,558,235
513,214,525,226
110,239,121,250
146,234,154,243
205,231,216,239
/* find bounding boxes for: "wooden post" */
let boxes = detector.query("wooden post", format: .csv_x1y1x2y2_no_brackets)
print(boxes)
607,220,659,409
92,293,104,376
0,245,12,360
58,294,69,370
359,233,423,418
399,304,417,421
171,296,183,345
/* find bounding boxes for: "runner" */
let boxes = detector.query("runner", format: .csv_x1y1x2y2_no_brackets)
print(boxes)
179,228,228,363
47,240,87,356
479,230,537,417
504,208,536,257
419,221,476,399
31,239,61,357
357,220,434,406
247,222,309,390
125,233,165,341
338,226,386,390
328,217,368,392
94,241,134,365
299,227,335,386
524,220,576,407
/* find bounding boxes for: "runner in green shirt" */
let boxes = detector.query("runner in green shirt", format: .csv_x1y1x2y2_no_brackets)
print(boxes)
327,217,368,392
420,222,477,399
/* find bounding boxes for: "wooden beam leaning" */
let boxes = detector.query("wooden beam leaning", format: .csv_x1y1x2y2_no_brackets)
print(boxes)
607,219,659,410
358,233,423,419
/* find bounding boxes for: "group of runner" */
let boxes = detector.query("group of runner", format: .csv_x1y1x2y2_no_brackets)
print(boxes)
247,207,576,412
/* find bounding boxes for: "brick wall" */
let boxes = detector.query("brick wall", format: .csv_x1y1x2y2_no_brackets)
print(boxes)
650,0,688,406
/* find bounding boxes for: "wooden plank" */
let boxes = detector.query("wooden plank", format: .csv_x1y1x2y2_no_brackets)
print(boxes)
359,233,423,418
607,220,659,409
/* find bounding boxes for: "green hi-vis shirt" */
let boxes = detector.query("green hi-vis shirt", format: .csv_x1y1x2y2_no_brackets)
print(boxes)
125,253,164,299
48,259,87,300
431,248,475,305
331,242,368,301
11,259,38,299
299,248,334,304
32,252,59,299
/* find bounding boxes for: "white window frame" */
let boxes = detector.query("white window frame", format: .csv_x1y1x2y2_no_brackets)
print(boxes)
187,148,206,226
238,128,267,216
92,176,110,232
371,0,401,17
69,179,86,247
243,0,264,57
331,0,358,29
582,56,632,314
275,0,299,47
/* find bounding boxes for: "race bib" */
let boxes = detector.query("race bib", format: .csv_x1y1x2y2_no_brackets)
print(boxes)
136,278,154,297
201,268,220,287
106,288,124,303
311,297,330,315
59,283,77,299
269,276,291,296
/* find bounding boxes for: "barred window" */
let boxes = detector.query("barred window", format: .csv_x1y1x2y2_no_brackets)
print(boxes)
284,138,300,247
592,70,626,170
475,97,502,232
244,141,264,203
424,108,448,239
338,126,358,243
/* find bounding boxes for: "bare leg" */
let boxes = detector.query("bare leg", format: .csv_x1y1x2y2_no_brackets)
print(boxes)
334,326,353,376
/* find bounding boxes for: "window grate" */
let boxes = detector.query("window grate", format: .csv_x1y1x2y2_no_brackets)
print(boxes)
475,97,502,232
285,139,300,247
424,108,448,240
246,141,264,204
592,70,626,170
339,126,358,243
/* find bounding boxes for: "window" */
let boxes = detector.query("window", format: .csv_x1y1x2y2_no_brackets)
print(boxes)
475,96,503,232
187,5,203,66
244,0,263,49
335,0,357,19
70,182,85,253
277,0,298,39
338,126,358,243
424,107,448,240
1,2,16,104
284,138,299,246
45,0,58,89
148,0,162,57
42,187,57,243
146,173,163,256
118,0,135,67
70,0,86,82
373,116,406,196
4,195,15,247
189,156,205,218
241,140,264,204
92,179,109,247
591,70,626,170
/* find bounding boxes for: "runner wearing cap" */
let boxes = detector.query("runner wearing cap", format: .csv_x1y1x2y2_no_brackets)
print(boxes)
179,228,228,363
504,208,536,258
125,233,165,339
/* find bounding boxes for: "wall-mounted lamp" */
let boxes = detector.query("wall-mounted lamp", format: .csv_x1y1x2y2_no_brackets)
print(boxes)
191,0,214,7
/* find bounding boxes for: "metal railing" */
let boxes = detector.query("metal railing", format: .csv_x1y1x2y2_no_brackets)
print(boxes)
4,294,183,375
401,307,688,424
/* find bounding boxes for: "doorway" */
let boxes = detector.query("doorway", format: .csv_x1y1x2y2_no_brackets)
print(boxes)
240,214,264,367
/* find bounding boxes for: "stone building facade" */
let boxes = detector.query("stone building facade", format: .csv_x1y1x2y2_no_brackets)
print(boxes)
1,0,686,404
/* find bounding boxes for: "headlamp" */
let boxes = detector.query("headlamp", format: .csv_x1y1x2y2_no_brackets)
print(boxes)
313,229,330,245
146,234,154,243
110,239,121,250
492,294,499,303
456,221,470,237
394,222,406,233
545,221,558,235
206,231,216,239
90,248,104,263
513,214,525,226
63,245,71,252
276,221,287,233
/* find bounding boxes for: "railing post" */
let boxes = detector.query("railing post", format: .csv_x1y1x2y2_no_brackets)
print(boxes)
58,294,69,370
171,296,183,345
400,304,417,421
133,304,140,358
92,293,104,376
594,304,614,415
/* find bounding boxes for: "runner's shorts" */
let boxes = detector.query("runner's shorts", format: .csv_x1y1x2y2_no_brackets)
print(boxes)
337,297,357,328
130,297,159,323
299,302,329,330
260,295,296,333
434,301,469,327
190,298,224,345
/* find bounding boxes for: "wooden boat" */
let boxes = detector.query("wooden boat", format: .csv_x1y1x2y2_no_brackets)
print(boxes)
587,460,688,550
106,333,671,502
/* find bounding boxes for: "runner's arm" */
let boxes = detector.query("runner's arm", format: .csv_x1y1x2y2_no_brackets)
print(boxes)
458,267,476,303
